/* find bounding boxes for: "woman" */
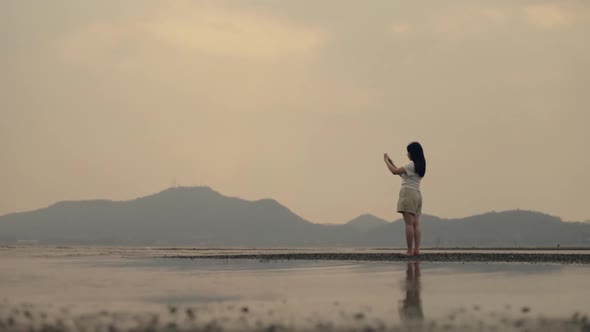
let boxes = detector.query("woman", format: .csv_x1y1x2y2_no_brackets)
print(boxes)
384,142,426,256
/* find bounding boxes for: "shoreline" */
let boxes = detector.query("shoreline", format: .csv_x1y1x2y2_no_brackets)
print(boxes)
163,252,590,264
3,245,590,250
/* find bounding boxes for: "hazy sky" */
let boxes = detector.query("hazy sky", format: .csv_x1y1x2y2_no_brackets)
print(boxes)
2,1,589,223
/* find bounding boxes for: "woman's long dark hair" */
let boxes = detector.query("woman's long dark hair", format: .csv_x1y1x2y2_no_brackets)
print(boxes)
407,142,426,177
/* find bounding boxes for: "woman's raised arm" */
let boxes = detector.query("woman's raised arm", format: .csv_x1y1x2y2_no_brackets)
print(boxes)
384,154,406,176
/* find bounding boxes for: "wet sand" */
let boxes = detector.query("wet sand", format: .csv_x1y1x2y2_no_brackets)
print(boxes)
2,301,589,332
164,252,590,264
1,246,589,331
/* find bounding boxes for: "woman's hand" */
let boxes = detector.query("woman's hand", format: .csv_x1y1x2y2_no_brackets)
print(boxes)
384,153,393,165
384,153,403,176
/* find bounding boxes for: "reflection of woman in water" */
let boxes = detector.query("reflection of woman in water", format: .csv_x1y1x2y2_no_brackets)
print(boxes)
399,262,423,321
384,142,426,256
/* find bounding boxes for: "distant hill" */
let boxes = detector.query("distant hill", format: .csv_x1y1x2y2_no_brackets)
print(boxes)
0,187,318,246
344,214,389,231
364,212,590,247
0,186,589,247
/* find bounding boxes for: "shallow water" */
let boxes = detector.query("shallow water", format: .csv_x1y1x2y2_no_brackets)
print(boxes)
1,246,589,331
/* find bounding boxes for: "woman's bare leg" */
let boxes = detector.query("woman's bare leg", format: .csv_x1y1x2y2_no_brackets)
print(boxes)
402,212,415,255
414,214,421,255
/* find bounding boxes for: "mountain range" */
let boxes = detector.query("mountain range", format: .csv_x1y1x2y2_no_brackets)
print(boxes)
1,186,589,247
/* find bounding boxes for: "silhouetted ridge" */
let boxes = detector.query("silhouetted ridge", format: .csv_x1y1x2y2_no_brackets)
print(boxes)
0,187,588,247
135,186,227,202
49,200,115,208
345,214,389,231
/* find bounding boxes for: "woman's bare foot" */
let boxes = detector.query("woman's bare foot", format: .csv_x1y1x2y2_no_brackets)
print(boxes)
405,250,414,256
413,249,420,256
